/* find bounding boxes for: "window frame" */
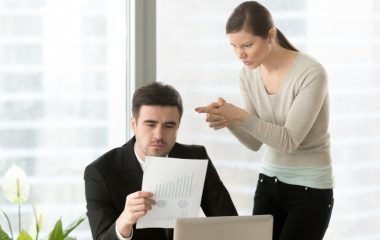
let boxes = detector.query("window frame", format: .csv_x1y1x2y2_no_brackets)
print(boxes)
127,0,156,138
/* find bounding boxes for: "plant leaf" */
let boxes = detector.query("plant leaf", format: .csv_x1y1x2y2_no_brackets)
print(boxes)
62,216,86,239
17,230,33,240
1,210,13,240
0,226,12,240
48,219,63,240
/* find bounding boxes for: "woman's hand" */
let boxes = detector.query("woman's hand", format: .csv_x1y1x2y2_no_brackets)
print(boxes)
195,97,248,130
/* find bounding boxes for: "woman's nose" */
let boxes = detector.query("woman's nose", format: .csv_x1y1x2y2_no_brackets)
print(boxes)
236,48,246,59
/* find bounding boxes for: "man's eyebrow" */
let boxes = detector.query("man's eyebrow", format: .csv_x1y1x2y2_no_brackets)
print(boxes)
143,120,158,124
164,121,177,126
142,120,177,126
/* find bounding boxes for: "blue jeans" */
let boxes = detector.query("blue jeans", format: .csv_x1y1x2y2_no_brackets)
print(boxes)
253,173,334,240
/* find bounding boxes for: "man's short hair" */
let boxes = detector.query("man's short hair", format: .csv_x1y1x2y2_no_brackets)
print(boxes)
132,82,183,120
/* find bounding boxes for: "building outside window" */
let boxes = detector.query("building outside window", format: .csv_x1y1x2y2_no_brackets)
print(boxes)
0,0,126,238
1,0,380,239
157,0,380,239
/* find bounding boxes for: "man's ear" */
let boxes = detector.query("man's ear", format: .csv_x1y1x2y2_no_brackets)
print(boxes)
131,116,137,134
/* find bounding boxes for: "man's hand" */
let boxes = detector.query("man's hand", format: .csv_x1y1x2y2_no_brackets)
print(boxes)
116,191,155,237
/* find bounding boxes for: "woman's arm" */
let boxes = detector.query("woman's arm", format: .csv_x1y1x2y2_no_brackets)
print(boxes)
196,64,328,154
238,65,328,153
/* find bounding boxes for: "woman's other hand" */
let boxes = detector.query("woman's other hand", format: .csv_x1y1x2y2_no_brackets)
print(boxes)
195,97,247,130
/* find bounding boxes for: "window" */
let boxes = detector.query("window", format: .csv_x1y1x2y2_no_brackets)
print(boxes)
0,0,126,238
157,0,380,239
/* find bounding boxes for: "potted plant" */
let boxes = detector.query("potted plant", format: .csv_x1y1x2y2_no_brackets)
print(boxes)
0,164,85,240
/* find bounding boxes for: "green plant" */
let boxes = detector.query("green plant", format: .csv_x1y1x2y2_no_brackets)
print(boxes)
0,164,85,240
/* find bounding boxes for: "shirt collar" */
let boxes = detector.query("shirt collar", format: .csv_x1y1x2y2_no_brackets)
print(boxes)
133,148,168,173
134,148,145,172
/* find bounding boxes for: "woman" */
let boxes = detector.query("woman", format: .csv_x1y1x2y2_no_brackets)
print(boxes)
195,1,334,240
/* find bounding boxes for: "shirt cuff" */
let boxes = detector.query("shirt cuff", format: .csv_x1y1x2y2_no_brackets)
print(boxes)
115,223,133,240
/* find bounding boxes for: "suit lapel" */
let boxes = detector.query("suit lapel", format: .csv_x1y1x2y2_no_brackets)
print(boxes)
123,137,143,192
122,141,183,193
168,143,182,159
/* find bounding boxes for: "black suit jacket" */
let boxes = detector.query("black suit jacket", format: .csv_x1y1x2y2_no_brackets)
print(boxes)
84,137,237,240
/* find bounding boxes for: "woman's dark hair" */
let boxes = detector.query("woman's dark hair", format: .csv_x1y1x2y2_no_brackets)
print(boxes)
226,1,297,51
132,82,183,120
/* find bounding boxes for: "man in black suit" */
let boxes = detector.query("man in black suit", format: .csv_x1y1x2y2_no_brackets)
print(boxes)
84,82,237,240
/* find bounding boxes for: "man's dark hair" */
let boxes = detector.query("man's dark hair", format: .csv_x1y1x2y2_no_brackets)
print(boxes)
132,82,183,120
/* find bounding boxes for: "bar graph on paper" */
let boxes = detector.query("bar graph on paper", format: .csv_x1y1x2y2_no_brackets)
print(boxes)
155,172,194,199
137,157,208,228
153,172,194,219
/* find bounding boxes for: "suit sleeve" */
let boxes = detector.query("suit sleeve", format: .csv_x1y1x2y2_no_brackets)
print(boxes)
84,164,120,240
199,147,238,216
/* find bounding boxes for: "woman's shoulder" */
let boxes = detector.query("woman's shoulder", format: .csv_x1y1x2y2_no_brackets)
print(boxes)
294,52,328,89
297,52,326,73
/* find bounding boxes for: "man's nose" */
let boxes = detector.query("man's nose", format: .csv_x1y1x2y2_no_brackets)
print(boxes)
153,126,163,139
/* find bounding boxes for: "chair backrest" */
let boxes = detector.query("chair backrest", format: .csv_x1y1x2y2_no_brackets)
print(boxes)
174,215,273,240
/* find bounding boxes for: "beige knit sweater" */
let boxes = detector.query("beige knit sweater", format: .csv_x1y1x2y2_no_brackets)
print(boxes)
228,52,331,168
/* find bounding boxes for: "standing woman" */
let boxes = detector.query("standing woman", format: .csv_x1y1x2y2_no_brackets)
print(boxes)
195,1,334,240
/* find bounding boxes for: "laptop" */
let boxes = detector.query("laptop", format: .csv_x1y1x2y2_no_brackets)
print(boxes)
174,215,273,240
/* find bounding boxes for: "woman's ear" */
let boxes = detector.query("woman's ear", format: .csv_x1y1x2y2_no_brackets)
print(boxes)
268,27,276,43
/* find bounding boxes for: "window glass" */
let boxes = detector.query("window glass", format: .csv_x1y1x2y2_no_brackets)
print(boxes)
0,0,126,238
157,0,380,239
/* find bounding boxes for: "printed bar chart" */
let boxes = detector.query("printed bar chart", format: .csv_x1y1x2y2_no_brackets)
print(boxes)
155,172,194,199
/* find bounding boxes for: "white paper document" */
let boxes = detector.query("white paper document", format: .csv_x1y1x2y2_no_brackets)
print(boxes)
136,156,208,229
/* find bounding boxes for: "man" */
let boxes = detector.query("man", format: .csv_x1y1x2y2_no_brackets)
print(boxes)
84,82,237,240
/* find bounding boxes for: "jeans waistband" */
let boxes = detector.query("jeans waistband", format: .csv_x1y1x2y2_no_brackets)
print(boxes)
258,173,333,192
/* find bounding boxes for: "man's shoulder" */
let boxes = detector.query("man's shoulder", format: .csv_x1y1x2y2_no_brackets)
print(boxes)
174,142,206,151
171,143,209,159
85,141,132,171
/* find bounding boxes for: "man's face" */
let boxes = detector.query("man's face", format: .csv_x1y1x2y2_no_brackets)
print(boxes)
131,105,180,160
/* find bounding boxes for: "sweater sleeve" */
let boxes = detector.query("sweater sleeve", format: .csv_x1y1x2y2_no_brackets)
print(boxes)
239,64,328,154
227,70,263,151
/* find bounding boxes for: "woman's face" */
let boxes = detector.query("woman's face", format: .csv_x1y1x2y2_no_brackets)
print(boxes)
227,29,273,69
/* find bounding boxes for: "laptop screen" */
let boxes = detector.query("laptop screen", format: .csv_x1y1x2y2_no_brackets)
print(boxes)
174,215,273,240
